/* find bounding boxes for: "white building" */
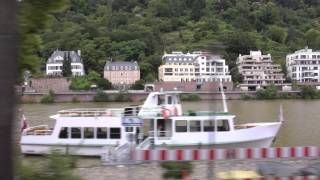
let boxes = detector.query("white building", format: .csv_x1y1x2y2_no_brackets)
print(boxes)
159,51,231,82
237,50,285,91
286,47,320,83
46,50,85,76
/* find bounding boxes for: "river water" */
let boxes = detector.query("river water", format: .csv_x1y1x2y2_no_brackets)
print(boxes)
21,100,320,147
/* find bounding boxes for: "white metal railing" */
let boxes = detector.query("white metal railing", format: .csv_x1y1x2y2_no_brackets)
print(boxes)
58,108,124,117
123,105,141,117
137,137,151,149
149,131,172,138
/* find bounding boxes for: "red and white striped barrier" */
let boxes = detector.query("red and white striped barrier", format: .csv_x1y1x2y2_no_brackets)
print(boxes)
132,146,320,161
240,177,320,180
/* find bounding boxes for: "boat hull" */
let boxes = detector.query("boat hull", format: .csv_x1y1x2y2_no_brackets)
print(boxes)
150,137,275,150
20,143,111,156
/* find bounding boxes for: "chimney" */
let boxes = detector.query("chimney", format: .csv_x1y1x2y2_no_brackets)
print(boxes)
77,50,81,56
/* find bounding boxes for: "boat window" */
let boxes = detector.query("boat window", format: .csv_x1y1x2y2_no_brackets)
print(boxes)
71,127,81,138
158,95,165,105
125,127,134,132
110,128,121,139
97,127,107,139
217,120,230,131
167,96,172,104
175,120,187,132
203,120,215,132
190,120,201,132
84,127,94,139
58,127,68,139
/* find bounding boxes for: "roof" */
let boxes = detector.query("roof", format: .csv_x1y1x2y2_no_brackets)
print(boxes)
47,50,82,64
104,61,140,71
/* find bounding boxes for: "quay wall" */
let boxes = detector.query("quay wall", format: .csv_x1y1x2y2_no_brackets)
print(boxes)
20,91,300,103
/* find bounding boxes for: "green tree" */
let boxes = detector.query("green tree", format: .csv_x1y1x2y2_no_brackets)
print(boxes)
19,0,67,75
131,79,145,90
62,52,72,77
300,86,319,99
305,29,320,49
256,85,278,99
266,25,288,43
69,76,91,90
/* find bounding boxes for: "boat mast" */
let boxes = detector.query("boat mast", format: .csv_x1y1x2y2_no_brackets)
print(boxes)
219,78,228,113
278,104,284,122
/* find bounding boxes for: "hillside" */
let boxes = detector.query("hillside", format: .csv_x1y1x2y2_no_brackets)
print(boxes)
39,0,320,82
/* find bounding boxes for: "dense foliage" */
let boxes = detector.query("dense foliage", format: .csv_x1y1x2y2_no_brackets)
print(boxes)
181,93,201,101
19,0,67,76
69,70,112,90
299,85,320,99
62,53,72,77
256,85,278,99
17,153,80,180
161,162,193,179
40,90,55,103
37,0,320,82
93,91,132,102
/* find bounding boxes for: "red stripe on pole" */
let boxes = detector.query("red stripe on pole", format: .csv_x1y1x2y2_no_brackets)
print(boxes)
261,148,267,158
246,148,252,159
276,147,282,158
176,149,183,160
144,150,150,160
275,176,280,180
290,147,296,157
303,147,309,157
160,150,167,160
209,149,215,160
192,149,199,160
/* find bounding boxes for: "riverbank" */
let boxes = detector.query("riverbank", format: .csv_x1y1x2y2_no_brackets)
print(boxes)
21,91,302,103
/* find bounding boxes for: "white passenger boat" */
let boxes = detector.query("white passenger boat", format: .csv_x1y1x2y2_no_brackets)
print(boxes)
20,83,283,155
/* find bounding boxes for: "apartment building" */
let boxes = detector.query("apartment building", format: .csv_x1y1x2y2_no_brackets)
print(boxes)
46,50,85,76
104,61,140,87
237,50,285,90
158,51,231,82
286,47,320,83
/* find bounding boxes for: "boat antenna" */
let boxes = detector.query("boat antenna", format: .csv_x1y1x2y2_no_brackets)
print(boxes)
219,78,228,113
278,104,284,122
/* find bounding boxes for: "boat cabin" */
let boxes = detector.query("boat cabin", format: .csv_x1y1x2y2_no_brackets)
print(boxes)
143,113,236,148
138,92,183,118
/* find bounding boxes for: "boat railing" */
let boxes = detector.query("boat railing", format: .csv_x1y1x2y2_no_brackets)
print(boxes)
149,131,172,138
137,137,152,149
58,108,124,117
123,105,141,117
24,125,53,136
234,124,256,129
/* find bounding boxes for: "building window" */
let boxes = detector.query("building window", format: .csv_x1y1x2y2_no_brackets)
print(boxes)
97,127,107,139
59,127,68,139
189,120,201,132
84,127,94,139
175,120,187,132
110,128,121,139
71,127,81,138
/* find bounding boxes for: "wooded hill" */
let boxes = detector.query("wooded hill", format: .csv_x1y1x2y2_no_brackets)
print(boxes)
39,0,320,82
